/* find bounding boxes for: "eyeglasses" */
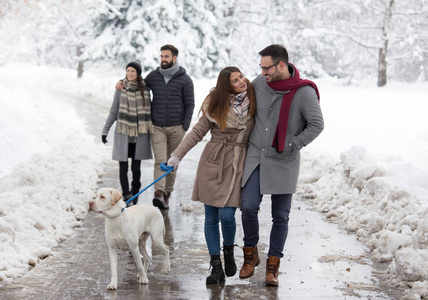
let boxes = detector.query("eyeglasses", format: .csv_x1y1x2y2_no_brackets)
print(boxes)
259,61,280,72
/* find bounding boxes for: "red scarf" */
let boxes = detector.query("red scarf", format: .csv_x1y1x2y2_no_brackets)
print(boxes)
267,64,320,153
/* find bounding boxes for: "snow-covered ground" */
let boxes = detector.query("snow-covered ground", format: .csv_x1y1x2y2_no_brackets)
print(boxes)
0,63,427,298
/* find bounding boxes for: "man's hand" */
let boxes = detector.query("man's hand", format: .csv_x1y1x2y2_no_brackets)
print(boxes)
115,80,125,90
102,135,108,144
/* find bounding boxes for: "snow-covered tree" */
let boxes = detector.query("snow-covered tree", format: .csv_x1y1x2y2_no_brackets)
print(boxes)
312,0,428,86
0,0,100,77
0,0,427,84
87,0,232,77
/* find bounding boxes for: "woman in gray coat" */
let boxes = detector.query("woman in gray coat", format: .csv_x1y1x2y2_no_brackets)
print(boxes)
102,60,153,205
167,67,256,284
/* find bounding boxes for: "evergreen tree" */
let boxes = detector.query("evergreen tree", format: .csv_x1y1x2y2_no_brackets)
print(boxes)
0,0,427,83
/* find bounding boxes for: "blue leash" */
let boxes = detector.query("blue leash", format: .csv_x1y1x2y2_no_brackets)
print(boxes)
125,163,174,206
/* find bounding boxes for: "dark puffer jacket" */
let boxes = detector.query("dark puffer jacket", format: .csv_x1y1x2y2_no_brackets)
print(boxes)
144,66,195,131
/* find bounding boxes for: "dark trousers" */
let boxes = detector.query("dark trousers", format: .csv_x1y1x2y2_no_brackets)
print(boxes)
119,143,141,194
241,165,292,258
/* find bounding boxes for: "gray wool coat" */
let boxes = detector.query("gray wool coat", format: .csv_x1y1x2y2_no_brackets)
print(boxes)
102,90,152,161
242,71,324,194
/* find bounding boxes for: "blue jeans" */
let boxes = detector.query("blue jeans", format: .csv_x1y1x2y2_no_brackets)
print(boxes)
204,204,237,256
241,165,292,258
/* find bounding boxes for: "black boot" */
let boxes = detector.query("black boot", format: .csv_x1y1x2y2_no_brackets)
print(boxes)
123,192,132,207
131,182,141,205
223,244,237,277
206,255,225,284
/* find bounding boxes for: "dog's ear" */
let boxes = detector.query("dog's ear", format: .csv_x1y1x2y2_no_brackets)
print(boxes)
110,189,122,206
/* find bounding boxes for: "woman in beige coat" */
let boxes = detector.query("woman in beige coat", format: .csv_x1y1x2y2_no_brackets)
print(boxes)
167,66,256,284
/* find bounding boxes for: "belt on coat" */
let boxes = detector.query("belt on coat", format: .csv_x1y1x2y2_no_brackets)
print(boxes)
210,137,247,184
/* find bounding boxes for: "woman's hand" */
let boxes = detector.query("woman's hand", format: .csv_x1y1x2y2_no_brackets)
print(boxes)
167,154,181,171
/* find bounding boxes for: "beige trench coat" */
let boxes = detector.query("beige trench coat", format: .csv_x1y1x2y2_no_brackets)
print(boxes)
172,105,254,208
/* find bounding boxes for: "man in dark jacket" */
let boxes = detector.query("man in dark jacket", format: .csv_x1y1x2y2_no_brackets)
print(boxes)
116,45,195,209
148,44,195,209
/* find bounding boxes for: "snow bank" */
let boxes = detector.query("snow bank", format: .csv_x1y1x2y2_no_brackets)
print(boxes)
0,64,106,283
299,146,428,298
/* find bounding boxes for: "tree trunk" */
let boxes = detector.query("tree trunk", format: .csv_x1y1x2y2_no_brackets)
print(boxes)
377,45,387,87
77,61,84,78
377,0,395,87
76,44,84,78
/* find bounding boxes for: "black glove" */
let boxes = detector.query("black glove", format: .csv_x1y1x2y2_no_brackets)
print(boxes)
102,135,108,144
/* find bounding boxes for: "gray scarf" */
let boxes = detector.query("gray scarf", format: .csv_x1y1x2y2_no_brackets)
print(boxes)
159,62,180,83
117,79,153,136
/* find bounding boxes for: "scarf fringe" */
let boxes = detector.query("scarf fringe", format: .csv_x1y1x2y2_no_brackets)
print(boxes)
118,123,138,137
118,122,154,136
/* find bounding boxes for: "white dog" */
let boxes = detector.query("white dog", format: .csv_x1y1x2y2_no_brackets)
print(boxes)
89,188,170,289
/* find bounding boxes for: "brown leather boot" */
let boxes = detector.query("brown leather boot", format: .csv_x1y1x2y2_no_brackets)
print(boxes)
239,246,260,279
164,192,171,207
265,256,280,286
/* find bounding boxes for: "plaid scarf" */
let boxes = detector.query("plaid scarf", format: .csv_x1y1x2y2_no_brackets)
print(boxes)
267,64,320,153
229,91,249,119
117,79,153,136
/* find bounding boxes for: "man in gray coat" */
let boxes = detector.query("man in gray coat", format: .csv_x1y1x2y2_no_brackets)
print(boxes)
239,45,324,286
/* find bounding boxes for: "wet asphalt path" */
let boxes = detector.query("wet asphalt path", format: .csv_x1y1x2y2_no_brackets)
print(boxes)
0,94,399,300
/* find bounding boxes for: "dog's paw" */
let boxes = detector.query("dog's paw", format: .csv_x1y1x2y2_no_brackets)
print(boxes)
163,264,171,274
107,282,118,290
137,274,149,284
